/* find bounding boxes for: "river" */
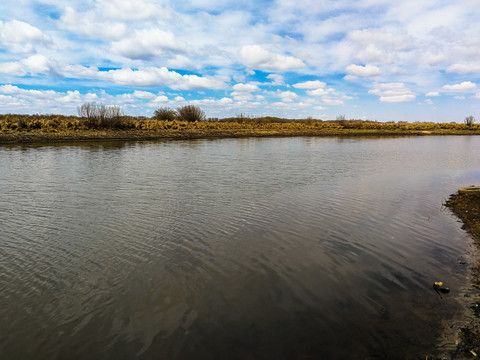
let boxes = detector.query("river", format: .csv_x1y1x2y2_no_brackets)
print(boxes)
1,136,480,359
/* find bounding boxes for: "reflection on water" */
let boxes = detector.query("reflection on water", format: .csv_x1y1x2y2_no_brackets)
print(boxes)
1,136,480,359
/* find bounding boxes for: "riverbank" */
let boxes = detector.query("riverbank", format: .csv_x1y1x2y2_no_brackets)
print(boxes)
1,115,480,143
0,128,469,144
444,191,480,358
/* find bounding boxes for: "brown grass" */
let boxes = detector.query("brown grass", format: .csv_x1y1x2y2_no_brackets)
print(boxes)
1,114,480,143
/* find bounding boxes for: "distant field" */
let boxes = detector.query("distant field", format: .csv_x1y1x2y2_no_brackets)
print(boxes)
1,114,480,143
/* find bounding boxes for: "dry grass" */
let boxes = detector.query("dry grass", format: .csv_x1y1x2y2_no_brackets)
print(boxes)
1,114,480,143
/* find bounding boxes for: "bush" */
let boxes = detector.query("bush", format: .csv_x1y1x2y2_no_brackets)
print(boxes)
153,107,177,121
465,115,475,127
77,103,123,129
177,105,206,122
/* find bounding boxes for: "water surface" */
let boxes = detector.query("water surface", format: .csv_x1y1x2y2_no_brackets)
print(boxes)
1,136,480,359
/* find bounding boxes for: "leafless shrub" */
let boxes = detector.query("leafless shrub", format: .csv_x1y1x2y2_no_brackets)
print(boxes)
153,107,177,121
177,105,206,122
77,103,123,128
465,115,475,127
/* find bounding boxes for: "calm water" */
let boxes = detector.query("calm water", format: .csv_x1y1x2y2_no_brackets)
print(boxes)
1,136,480,359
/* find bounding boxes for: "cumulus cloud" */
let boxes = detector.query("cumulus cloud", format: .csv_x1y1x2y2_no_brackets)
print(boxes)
441,81,477,91
368,83,416,102
0,20,51,53
231,82,259,101
345,64,381,77
96,0,168,21
101,67,227,89
63,64,101,79
266,74,285,86
57,90,99,103
0,55,60,76
0,85,60,100
232,83,260,92
352,27,404,48
0,61,27,76
268,90,298,102
133,90,156,99
322,98,344,106
59,6,126,40
293,80,327,89
21,54,60,76
304,84,346,106
152,95,169,103
447,64,480,74
425,91,439,97
111,29,187,60
239,45,305,71
306,88,334,96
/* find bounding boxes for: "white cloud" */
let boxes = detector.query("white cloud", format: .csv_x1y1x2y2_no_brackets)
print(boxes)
239,45,305,71
346,28,415,64
96,0,168,21
0,61,27,76
0,20,51,53
63,65,100,79
133,90,156,99
0,85,60,100
442,81,476,91
345,64,381,77
322,98,344,106
59,6,126,40
368,83,416,102
343,75,358,81
447,64,480,74
266,74,285,85
111,29,187,60
21,54,59,75
57,90,98,103
293,80,326,89
306,88,334,96
232,83,260,92
152,95,169,103
0,94,28,108
273,90,298,102
167,55,195,69
0,55,59,76
103,67,227,89
231,92,254,101
425,91,439,97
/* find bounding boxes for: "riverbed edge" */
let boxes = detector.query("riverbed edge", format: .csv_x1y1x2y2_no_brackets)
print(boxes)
443,193,480,358
1,129,480,144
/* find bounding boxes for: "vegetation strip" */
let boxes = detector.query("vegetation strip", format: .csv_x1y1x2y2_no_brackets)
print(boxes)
445,192,480,357
1,113,480,144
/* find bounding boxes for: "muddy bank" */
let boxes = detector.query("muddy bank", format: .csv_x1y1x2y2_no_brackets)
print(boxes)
442,190,480,358
0,128,476,144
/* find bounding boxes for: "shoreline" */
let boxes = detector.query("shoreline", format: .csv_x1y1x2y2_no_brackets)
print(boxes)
1,128,480,144
443,191,480,358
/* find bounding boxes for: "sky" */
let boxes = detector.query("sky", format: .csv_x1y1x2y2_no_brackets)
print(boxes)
1,0,480,122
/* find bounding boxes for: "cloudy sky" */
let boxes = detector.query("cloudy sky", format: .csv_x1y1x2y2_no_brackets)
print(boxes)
1,0,479,121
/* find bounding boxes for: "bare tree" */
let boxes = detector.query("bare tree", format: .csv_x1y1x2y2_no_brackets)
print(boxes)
465,115,475,127
77,103,123,128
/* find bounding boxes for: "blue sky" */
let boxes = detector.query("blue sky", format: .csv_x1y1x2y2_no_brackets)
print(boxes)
1,0,480,121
